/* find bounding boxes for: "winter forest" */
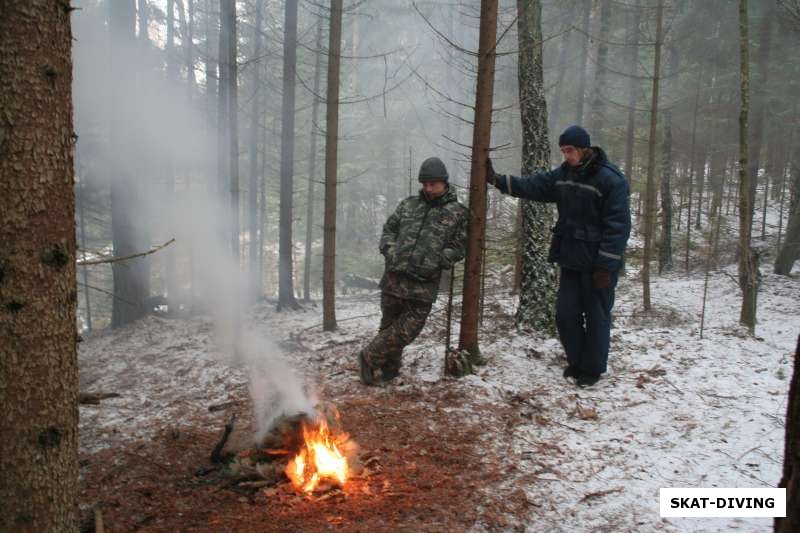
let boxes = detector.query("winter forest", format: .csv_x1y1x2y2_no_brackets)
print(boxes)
1,0,800,531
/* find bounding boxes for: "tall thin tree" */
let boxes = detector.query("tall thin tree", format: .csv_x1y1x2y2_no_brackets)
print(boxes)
248,0,263,296
304,20,325,302
589,0,610,146
110,0,151,327
0,3,79,528
575,7,591,125
752,1,774,239
658,35,677,273
225,0,239,261
323,0,344,331
278,0,300,310
623,0,641,186
641,0,663,311
459,0,498,357
738,0,758,333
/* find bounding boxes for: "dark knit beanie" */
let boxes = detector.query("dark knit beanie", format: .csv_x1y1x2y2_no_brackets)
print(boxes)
558,125,591,148
418,157,449,183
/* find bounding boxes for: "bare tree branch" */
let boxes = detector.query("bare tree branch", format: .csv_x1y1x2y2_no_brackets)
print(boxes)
77,238,176,266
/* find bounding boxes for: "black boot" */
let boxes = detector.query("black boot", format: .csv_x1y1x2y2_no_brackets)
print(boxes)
563,366,580,379
381,364,400,382
576,373,601,387
359,352,376,386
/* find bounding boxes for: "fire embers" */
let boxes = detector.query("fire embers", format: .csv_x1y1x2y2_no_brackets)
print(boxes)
285,415,349,493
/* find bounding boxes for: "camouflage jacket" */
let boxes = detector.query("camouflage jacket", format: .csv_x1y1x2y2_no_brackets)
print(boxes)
379,187,468,302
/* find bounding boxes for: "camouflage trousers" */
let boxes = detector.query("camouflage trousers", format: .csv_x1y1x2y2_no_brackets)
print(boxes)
360,293,433,374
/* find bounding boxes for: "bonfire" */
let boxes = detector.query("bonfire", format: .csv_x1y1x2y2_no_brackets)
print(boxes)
285,415,350,493
212,403,356,495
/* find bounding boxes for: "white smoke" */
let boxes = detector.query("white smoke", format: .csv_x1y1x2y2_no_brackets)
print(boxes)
72,0,315,437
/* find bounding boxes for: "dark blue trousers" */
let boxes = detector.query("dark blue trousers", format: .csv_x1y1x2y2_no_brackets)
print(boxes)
555,267,618,376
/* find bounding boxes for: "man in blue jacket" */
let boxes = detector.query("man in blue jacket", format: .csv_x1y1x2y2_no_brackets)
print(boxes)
486,125,631,387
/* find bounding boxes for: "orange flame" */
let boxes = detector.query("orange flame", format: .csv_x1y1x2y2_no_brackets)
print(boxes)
285,415,349,493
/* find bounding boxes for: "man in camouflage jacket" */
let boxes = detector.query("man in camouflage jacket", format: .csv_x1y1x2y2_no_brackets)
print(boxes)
358,157,468,385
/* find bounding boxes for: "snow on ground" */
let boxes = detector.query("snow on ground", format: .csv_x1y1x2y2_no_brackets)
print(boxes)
78,266,798,531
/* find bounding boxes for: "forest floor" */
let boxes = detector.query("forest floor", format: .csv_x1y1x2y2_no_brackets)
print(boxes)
77,265,799,532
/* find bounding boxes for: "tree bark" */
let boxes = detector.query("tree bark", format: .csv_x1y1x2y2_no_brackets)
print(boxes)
278,0,300,310
642,0,663,311
304,20,325,302
323,0,344,331
775,334,800,533
0,3,79,529
738,0,758,333
515,0,557,335
458,0,498,356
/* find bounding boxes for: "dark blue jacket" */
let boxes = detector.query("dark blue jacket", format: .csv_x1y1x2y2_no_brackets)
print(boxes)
493,147,631,273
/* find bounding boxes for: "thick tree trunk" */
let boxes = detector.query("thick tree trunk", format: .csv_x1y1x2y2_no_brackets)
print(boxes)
515,0,557,335
304,20,324,302
589,0,610,147
248,1,263,297
642,0,663,311
738,0,758,333
323,0,343,331
775,334,800,533
278,0,300,310
458,0,498,356
0,3,79,529
111,0,151,328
